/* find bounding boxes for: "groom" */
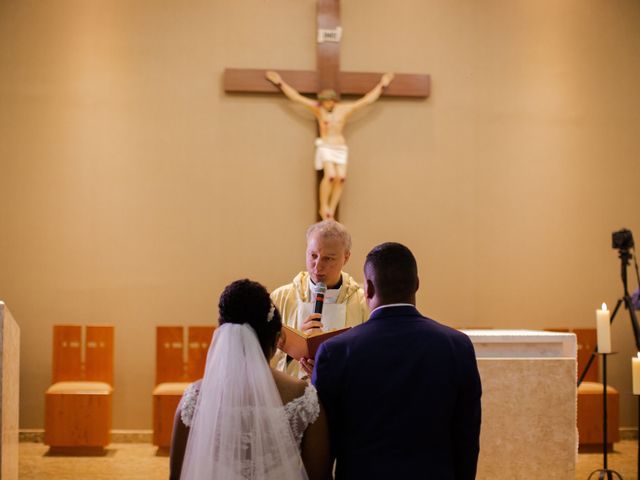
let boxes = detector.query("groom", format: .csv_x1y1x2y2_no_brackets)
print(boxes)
312,242,482,479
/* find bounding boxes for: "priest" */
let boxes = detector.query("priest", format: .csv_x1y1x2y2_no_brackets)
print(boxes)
271,220,368,378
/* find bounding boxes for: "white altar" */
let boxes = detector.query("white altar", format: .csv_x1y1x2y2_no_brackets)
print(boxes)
462,330,577,479
0,302,19,480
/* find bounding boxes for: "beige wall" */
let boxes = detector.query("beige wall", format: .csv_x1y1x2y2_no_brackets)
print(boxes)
1,0,640,430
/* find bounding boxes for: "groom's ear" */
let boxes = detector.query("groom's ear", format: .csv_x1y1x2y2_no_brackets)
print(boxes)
364,278,375,300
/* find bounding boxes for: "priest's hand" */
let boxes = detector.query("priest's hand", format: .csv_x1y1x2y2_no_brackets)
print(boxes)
300,357,315,377
301,313,323,334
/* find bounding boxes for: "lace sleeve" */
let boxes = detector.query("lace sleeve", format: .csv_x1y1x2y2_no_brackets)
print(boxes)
180,382,201,427
284,384,320,445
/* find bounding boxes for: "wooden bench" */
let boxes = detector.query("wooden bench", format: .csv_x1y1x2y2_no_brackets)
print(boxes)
547,328,619,448
44,325,114,449
152,326,215,448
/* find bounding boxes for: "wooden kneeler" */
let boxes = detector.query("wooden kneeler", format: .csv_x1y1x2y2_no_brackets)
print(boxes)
44,325,114,449
152,326,215,448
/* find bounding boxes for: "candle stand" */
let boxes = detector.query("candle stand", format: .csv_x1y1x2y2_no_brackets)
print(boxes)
579,245,640,386
588,352,623,480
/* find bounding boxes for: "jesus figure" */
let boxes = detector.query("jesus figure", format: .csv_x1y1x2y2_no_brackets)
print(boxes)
266,71,394,220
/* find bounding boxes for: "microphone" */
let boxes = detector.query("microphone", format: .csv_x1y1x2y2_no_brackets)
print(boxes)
313,282,327,315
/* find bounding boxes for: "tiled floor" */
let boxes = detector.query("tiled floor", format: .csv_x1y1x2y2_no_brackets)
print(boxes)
19,442,169,480
576,441,638,479
18,440,640,479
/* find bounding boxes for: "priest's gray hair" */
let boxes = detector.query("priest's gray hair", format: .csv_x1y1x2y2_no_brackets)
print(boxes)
306,220,352,252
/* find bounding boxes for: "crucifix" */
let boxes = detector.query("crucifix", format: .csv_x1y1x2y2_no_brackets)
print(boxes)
224,0,430,220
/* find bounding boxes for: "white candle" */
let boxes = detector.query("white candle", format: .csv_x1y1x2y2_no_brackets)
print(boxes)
596,302,611,354
632,353,640,395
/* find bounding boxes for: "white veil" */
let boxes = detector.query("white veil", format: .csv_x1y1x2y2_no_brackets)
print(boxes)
180,322,308,480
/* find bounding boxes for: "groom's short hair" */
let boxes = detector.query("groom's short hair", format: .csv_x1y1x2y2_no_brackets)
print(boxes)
365,242,418,301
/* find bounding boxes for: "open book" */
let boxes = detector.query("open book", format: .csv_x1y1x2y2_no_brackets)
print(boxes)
279,325,351,361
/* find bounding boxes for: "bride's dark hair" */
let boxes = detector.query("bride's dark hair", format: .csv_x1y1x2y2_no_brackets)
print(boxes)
218,279,282,357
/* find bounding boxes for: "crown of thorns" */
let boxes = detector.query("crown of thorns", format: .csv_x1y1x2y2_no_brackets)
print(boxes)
317,89,338,101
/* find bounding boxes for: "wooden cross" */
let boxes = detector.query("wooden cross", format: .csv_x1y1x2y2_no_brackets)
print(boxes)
224,0,430,100
223,0,430,219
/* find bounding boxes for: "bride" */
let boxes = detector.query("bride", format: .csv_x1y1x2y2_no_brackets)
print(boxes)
169,279,331,480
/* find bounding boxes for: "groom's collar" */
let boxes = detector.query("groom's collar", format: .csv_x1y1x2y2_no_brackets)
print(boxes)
369,303,420,321
369,303,415,316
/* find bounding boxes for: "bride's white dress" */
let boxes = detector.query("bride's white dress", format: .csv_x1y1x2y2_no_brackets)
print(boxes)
178,323,317,480
179,381,320,445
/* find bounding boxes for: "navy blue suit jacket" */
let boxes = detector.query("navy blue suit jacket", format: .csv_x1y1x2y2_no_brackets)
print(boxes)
312,305,481,480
